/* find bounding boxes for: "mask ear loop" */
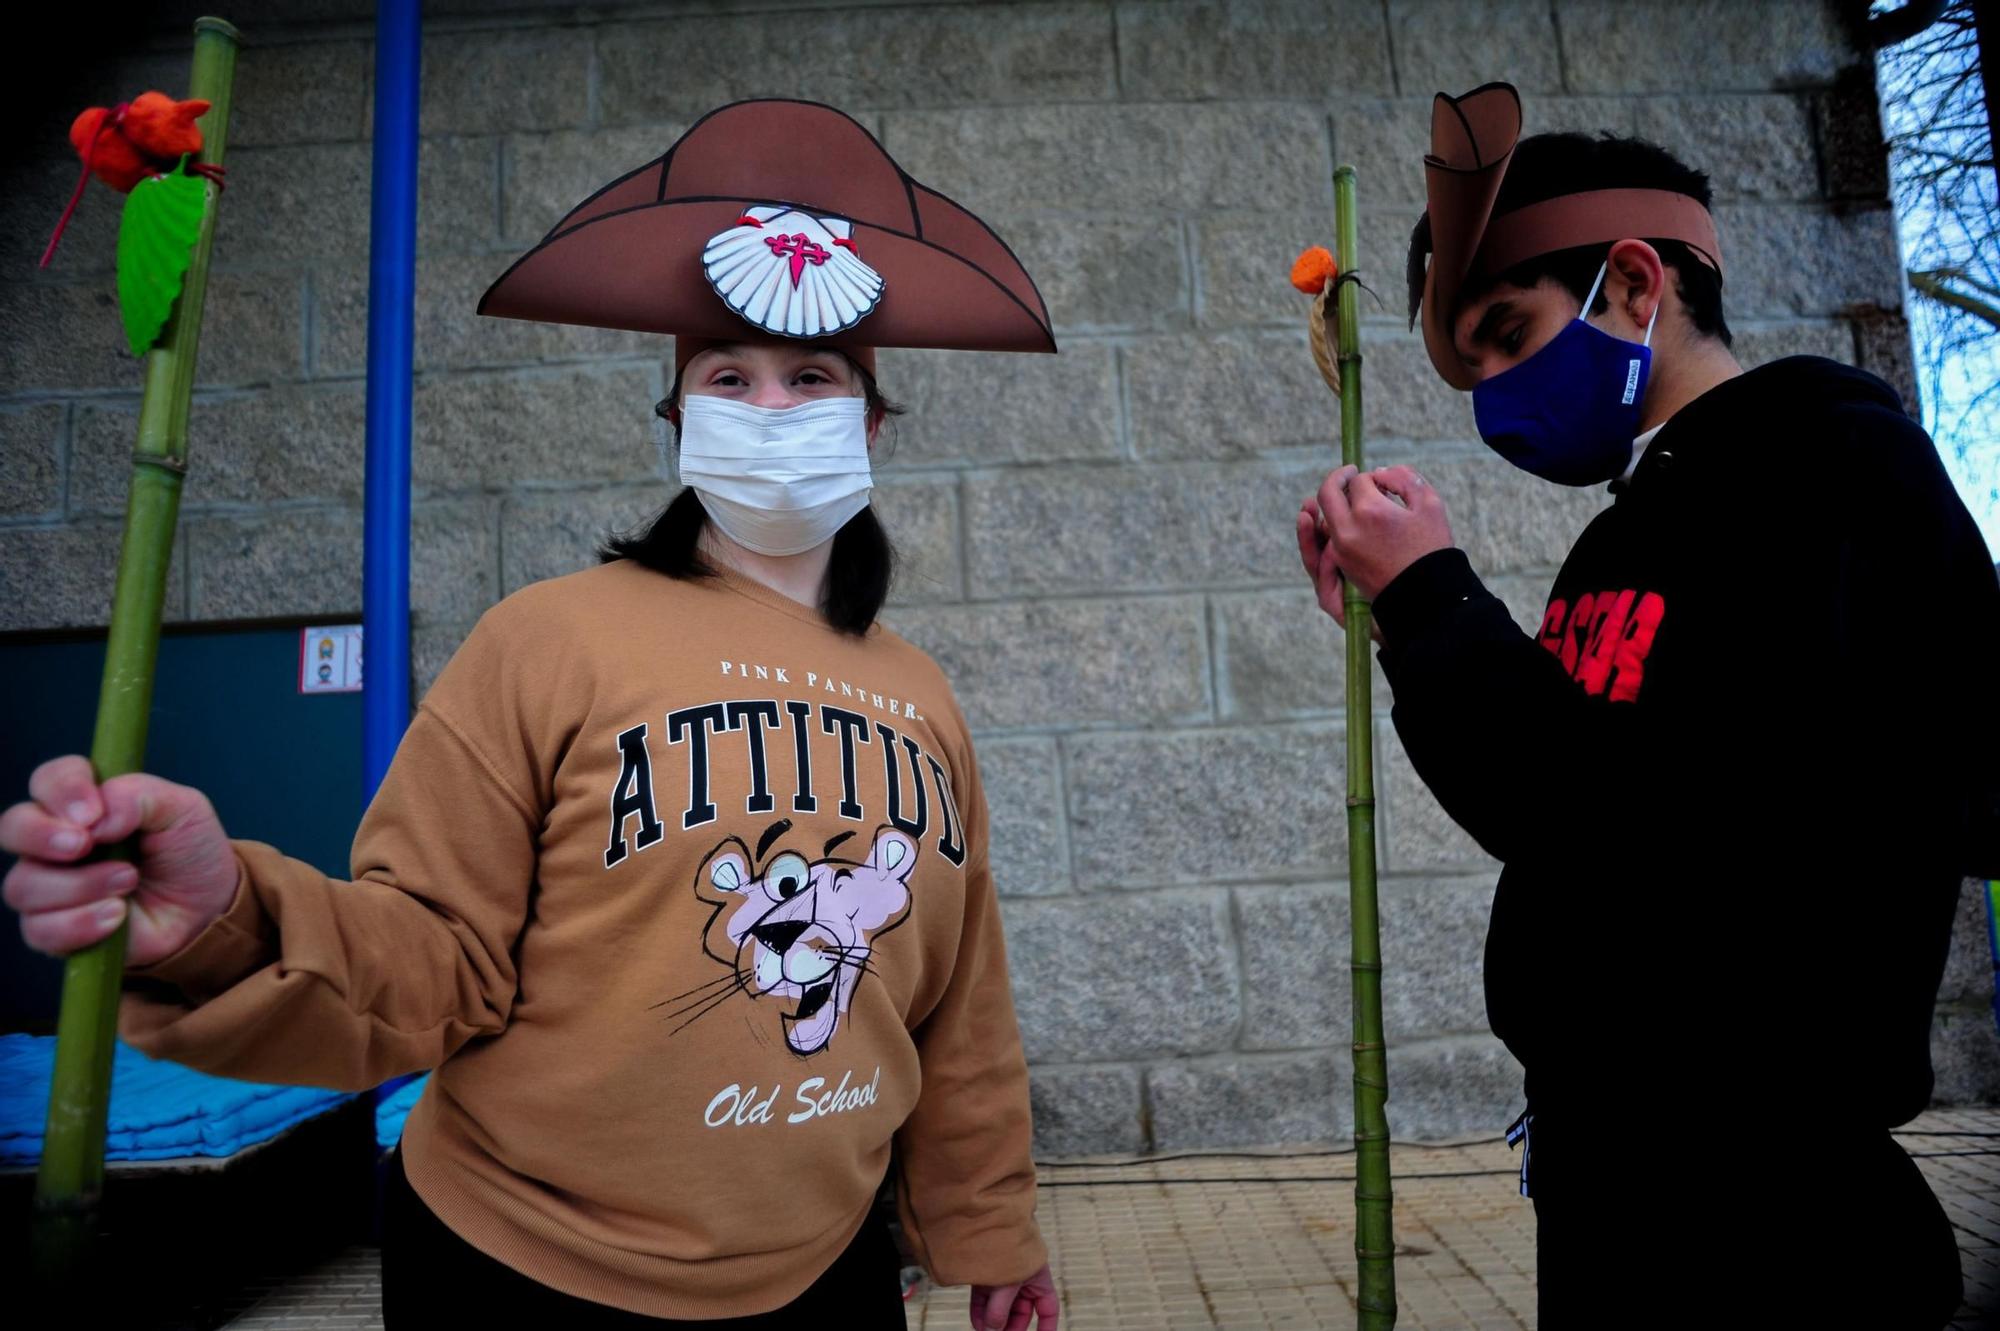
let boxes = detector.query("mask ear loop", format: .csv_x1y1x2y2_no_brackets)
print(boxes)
1580,260,1610,321
1583,258,1662,348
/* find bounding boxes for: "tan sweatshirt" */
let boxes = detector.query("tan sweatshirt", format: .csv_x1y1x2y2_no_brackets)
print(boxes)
119,558,1045,1319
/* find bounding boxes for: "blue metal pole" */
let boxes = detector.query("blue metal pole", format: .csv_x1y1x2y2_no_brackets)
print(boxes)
363,0,420,798
363,0,425,1136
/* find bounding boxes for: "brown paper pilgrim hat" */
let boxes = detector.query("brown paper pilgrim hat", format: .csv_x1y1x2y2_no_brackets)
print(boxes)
477,99,1055,373
1418,82,1723,391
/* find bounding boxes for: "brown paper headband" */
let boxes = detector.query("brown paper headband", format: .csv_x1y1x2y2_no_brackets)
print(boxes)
1474,187,1724,280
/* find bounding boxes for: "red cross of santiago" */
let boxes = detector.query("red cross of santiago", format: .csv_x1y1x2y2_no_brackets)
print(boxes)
765,232,830,287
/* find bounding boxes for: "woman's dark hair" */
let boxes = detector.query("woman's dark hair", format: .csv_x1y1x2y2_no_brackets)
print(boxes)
1406,131,1731,347
599,353,905,635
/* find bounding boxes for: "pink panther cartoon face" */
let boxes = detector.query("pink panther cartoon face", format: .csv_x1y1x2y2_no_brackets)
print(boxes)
679,823,915,1056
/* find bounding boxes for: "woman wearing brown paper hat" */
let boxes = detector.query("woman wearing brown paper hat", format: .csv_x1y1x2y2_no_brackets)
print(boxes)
2,100,1060,1330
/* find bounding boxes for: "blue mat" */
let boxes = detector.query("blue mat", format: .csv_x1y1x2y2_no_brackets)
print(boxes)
374,1073,427,1151
0,1035,354,1166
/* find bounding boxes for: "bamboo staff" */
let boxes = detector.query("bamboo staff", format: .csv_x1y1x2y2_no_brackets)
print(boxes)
33,16,240,1283
1306,164,1398,1328
1335,161,1398,1331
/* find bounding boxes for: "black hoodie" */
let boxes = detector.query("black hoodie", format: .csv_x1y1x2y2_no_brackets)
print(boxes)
1372,357,1999,1129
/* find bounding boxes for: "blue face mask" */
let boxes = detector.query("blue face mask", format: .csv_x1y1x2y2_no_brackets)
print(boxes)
1470,262,1659,487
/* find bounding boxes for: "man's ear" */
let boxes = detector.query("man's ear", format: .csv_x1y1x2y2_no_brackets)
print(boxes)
1604,238,1667,332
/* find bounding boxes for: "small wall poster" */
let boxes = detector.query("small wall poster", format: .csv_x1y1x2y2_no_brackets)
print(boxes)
299,624,363,694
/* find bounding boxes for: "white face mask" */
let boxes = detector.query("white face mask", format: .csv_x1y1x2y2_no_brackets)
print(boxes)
676,395,873,557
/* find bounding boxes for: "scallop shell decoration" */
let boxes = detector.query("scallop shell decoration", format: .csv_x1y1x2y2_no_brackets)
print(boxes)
702,205,885,339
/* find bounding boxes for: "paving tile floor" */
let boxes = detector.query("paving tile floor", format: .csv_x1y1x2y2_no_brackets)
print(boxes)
219,1108,1999,1330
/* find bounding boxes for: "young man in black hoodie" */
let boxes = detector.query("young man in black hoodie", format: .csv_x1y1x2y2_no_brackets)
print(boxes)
1298,83,1997,1328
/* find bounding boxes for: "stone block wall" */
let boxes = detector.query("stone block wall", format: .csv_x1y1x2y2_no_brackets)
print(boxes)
5,0,1991,1151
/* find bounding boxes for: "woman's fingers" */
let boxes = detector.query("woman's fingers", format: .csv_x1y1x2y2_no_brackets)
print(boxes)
19,897,127,957
27,754,103,829
0,800,96,863
3,856,138,914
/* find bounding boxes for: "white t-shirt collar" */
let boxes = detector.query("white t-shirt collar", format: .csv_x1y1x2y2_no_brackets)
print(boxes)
1620,423,1667,485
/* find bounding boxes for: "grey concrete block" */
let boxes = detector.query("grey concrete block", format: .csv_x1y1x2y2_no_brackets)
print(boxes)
875,474,961,606
976,736,1071,897
1937,878,1997,1006
999,216,1191,334
883,596,1210,731
963,461,1327,599
500,483,674,595
1066,723,1346,888
2,153,125,277
186,501,496,624
0,522,187,632
1717,202,1905,320
198,269,309,387
1390,1,1563,96
1027,1063,1145,1158
882,104,1331,218
1732,320,1855,370
408,499,503,625
1003,891,1241,1062
1378,1034,1523,1142
1557,0,1851,95
0,404,64,519
1816,64,1892,202
413,366,661,494
1125,331,1336,459
188,506,362,623
1234,883,1350,1052
1116,0,1392,100
71,383,370,514
1379,877,1497,1042
231,39,371,147
1631,95,1821,202
873,344,1122,467
1213,586,1383,721
1929,1003,2000,1105
1332,99,1432,213
406,28,590,137
0,283,135,395
210,138,498,268
1194,211,1340,331
1148,1053,1346,1150
502,125,690,246
0,270,299,393
597,4,1114,124
413,618,476,703
1364,336,1482,444
1380,724,1497,874
312,254,658,377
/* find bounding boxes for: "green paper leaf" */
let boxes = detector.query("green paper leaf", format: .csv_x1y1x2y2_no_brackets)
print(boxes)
116,162,209,358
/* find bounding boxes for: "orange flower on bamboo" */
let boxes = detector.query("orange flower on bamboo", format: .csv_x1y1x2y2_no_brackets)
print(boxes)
1290,245,1338,295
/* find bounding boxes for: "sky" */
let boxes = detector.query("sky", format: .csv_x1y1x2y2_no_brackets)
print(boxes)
1876,8,2000,559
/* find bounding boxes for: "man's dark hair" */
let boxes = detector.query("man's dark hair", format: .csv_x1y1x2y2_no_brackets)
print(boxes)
1406,132,1731,347
599,355,904,636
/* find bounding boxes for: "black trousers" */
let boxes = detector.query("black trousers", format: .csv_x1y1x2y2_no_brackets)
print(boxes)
1527,1120,1963,1330
381,1151,907,1329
